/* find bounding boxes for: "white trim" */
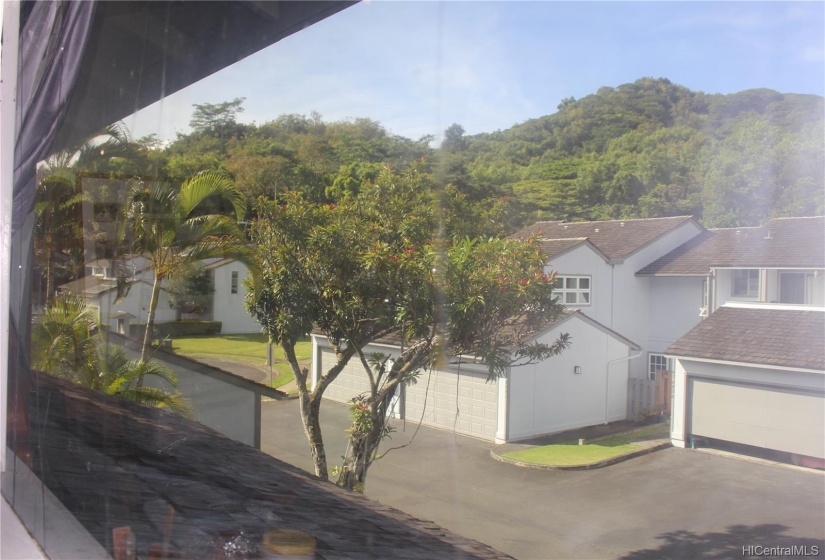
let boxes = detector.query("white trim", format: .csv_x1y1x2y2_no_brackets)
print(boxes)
1,0,20,474
712,266,825,271
722,301,825,312
665,354,824,375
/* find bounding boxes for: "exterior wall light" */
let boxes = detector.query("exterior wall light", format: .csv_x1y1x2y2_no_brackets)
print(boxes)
574,366,582,375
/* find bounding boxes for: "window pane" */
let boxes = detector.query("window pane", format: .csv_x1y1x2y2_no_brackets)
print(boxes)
565,277,577,289
579,278,590,289
581,292,590,304
565,292,577,304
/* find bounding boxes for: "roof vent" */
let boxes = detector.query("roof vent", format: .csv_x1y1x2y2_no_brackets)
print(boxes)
735,230,741,235
564,225,568,229
594,228,600,233
620,222,625,227
764,230,773,239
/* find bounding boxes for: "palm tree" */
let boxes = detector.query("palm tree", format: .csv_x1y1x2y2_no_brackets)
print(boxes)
97,345,189,414
31,295,190,414
31,294,100,382
121,171,253,369
34,123,141,306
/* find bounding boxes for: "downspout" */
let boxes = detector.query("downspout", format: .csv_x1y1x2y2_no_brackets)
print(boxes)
604,349,642,424
610,263,615,328
709,269,716,313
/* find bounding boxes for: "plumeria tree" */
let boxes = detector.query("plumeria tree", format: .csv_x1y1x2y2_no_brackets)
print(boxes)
245,165,569,490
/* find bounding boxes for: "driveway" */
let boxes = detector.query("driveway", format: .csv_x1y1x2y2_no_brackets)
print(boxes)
261,399,825,559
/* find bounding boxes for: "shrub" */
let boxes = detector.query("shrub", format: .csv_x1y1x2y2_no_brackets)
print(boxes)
131,321,222,338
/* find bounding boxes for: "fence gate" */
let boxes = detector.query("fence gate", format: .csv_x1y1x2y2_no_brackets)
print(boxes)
628,371,672,421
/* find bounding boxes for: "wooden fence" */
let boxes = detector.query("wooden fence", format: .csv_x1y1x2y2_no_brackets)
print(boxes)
628,371,672,421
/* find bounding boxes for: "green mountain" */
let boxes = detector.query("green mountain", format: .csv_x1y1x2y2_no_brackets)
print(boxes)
154,78,824,233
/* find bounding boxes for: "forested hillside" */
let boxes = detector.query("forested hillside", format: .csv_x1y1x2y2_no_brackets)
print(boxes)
141,78,824,234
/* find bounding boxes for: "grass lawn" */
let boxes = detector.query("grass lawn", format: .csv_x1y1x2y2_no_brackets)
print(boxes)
503,423,668,466
171,333,311,364
170,334,311,389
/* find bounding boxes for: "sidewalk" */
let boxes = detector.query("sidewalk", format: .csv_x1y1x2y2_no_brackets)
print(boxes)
491,422,671,470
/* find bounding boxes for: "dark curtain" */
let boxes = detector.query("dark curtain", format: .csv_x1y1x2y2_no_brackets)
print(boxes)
4,0,98,550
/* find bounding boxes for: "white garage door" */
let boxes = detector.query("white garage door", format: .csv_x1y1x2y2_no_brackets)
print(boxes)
320,348,374,404
405,368,498,441
689,378,825,459
319,347,499,441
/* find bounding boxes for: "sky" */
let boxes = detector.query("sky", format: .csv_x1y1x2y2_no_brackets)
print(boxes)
126,1,825,143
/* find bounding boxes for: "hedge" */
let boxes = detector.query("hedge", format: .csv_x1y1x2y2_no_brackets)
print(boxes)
131,321,222,338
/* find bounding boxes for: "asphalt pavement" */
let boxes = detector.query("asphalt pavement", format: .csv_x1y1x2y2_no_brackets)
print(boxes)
260,398,825,560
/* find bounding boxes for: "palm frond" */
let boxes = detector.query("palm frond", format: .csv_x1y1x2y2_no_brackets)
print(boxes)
178,171,246,221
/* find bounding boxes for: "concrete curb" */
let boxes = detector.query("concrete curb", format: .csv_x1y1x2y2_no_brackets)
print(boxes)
490,440,672,471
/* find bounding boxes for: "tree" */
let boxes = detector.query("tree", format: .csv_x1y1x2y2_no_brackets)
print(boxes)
245,166,569,490
121,171,252,370
167,264,215,317
189,97,246,135
34,124,140,305
31,295,189,413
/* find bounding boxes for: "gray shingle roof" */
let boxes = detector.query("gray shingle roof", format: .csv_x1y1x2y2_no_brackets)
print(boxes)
25,371,513,560
637,216,825,276
512,216,697,261
666,306,825,371
58,275,119,296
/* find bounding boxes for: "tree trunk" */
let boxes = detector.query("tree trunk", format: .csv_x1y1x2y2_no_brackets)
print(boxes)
299,392,328,480
338,396,389,492
138,274,163,385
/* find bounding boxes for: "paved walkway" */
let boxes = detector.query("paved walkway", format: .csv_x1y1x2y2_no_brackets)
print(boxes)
261,399,825,560
187,356,303,393
191,357,272,384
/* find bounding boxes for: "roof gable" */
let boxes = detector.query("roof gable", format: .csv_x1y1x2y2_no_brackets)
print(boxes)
638,216,825,276
537,238,611,263
512,216,698,261
666,305,825,371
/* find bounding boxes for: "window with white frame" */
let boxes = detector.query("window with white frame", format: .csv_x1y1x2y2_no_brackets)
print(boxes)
732,269,760,299
648,353,673,381
231,271,239,294
554,276,591,305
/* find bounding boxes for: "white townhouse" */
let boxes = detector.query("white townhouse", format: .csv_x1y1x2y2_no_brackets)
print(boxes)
59,255,261,335
59,254,176,334
513,216,706,382
311,215,825,455
640,216,825,464
203,258,261,334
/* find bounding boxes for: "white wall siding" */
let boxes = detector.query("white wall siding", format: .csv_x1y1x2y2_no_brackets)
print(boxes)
506,316,631,441
99,281,175,331
211,263,261,334
648,276,704,355
613,221,704,379
545,245,612,326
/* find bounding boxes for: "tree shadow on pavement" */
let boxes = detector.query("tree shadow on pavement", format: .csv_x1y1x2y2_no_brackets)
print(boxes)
620,524,823,559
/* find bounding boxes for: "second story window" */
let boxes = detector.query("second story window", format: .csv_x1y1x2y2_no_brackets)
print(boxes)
732,269,759,299
231,271,239,294
554,276,591,305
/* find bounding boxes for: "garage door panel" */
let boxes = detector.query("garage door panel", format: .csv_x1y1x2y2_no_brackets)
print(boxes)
405,369,498,441
320,346,498,441
690,379,824,459
322,349,372,403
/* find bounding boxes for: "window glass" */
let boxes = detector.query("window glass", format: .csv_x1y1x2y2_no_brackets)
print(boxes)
555,275,592,306
732,269,759,298
4,2,823,559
